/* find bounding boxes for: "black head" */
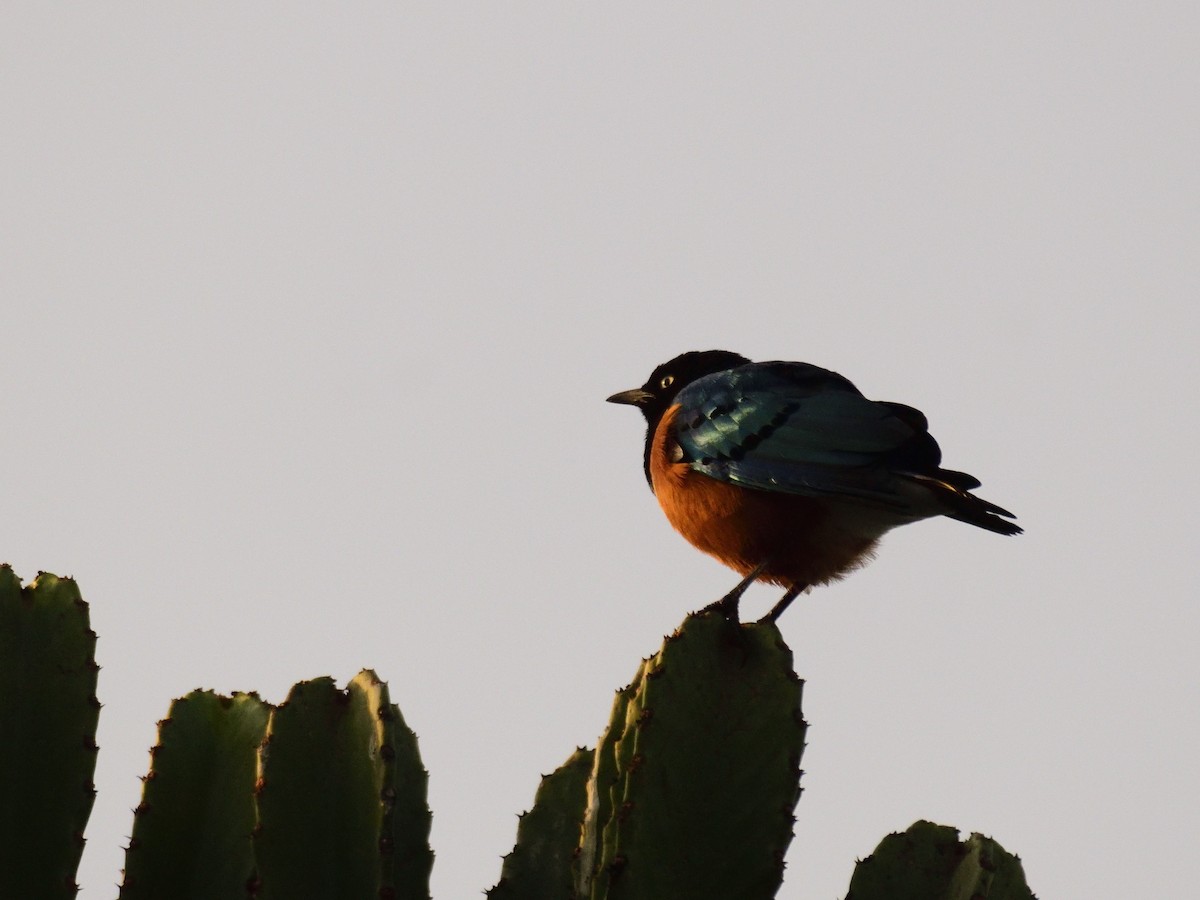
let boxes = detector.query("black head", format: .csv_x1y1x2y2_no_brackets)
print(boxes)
608,350,751,487
607,349,750,423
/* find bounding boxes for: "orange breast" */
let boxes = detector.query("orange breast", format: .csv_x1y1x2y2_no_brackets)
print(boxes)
649,404,879,589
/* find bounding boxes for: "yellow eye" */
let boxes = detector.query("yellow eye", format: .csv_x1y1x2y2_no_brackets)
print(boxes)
660,375,675,389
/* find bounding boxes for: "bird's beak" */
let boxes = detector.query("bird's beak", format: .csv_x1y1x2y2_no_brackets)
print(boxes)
606,388,654,406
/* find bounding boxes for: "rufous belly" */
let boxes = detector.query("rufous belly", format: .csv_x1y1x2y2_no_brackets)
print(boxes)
650,405,878,589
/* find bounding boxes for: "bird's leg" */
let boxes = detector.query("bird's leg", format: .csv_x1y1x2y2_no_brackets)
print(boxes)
699,564,767,623
760,584,808,624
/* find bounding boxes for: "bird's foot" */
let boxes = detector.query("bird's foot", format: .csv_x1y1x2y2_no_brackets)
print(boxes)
697,565,766,624
758,584,807,624
699,591,742,623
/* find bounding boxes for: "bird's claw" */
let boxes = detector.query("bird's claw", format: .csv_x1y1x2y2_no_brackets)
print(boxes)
699,592,742,623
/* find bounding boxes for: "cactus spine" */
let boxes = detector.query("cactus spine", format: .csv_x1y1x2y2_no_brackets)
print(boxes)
0,567,100,900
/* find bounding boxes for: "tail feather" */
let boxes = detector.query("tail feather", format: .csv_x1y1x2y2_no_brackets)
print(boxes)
903,471,1023,536
935,467,982,491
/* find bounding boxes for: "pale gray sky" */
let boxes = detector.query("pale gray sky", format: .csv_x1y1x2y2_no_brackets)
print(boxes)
3,5,1196,898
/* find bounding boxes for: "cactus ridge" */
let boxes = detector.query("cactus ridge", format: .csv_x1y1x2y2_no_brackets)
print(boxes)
357,669,435,900
0,567,100,900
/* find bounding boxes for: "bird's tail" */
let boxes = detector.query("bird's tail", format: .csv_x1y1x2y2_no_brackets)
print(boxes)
904,471,1023,536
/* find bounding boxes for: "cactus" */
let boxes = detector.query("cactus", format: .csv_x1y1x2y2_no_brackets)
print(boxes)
488,746,594,899
581,611,806,899
0,566,100,900
119,690,271,899
845,819,1034,900
0,568,1035,899
253,670,433,900
490,610,807,900
119,670,431,899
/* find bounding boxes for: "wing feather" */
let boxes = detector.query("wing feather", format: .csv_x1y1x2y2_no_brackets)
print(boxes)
672,364,930,508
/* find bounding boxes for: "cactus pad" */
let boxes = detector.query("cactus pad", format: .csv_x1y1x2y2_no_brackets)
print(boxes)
578,611,806,899
253,670,432,899
845,819,1035,900
119,690,270,899
0,567,100,900
488,746,593,899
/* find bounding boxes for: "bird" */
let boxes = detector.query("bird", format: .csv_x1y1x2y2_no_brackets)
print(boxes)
608,350,1021,622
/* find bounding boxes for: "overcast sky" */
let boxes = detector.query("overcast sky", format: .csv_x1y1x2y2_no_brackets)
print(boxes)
3,4,1196,898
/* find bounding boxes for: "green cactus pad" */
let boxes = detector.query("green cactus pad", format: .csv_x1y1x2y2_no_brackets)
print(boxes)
488,746,593,899
253,670,432,900
579,611,806,900
118,690,270,899
845,820,1035,900
0,567,100,900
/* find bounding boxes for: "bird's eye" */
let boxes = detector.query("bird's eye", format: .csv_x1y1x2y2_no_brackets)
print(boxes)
660,375,675,389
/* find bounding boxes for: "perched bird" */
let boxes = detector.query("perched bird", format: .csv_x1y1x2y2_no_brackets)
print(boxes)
608,351,1021,622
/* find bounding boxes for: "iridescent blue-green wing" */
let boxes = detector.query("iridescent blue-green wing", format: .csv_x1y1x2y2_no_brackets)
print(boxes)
671,363,937,508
